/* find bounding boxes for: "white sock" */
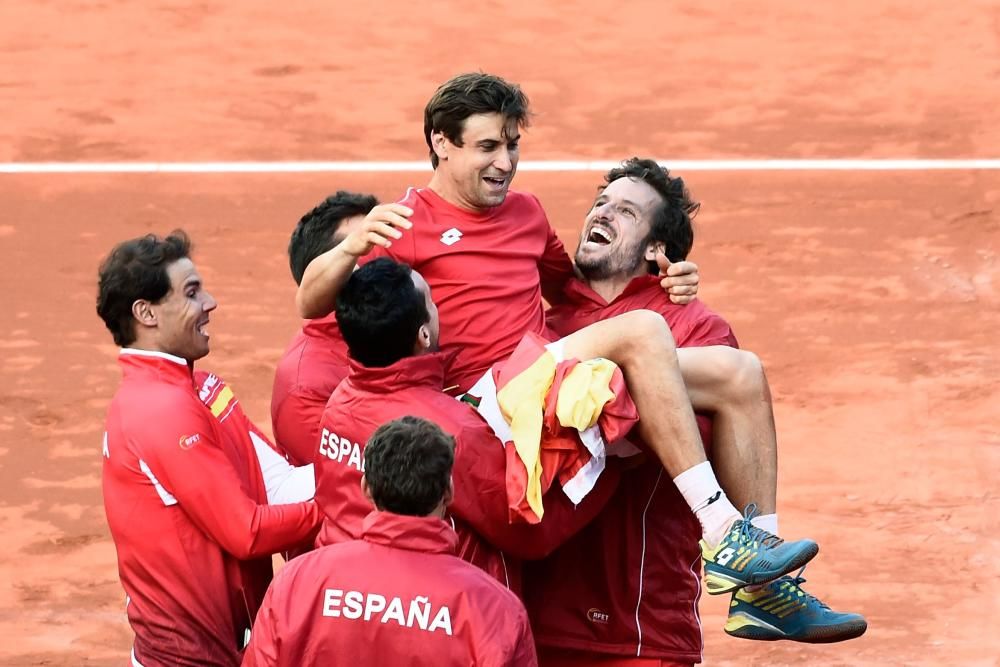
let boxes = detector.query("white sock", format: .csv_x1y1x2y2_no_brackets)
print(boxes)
673,461,741,547
751,512,779,536
742,512,781,593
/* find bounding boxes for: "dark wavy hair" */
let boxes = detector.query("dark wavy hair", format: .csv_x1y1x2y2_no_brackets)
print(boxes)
423,72,530,168
288,191,379,285
96,231,192,346
335,258,429,367
364,416,455,516
604,157,699,269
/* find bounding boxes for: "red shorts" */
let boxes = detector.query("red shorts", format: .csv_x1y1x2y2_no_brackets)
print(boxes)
538,646,693,667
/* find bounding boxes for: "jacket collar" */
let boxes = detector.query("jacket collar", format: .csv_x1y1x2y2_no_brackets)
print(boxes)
347,352,450,394
564,274,662,307
302,312,341,339
360,511,458,555
118,347,194,387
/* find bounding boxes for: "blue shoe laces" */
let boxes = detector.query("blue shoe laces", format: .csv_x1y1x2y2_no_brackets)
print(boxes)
736,503,783,548
775,567,830,610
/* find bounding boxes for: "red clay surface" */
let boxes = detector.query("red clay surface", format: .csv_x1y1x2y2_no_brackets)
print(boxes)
1,2,998,665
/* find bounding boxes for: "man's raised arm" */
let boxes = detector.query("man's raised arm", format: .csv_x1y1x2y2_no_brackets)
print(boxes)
296,203,413,318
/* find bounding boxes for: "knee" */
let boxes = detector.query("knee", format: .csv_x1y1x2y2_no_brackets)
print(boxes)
615,309,677,358
725,349,766,398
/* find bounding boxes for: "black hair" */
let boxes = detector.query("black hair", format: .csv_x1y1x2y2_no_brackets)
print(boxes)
423,72,531,168
364,416,455,516
96,231,192,347
604,157,699,269
288,191,379,285
335,258,429,367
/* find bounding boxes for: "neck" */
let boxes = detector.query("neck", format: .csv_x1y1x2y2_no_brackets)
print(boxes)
585,271,642,303
427,171,486,214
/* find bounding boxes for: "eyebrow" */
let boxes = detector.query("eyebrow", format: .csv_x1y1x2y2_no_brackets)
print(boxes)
477,135,520,147
593,195,642,209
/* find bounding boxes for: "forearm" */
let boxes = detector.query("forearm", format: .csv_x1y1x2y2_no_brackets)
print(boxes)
452,465,620,560
296,244,358,319
241,501,322,559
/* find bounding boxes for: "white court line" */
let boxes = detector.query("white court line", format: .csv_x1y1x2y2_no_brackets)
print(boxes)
1,159,1000,174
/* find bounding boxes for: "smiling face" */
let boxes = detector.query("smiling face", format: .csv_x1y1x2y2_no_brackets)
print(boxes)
430,112,520,211
575,177,663,281
150,258,217,361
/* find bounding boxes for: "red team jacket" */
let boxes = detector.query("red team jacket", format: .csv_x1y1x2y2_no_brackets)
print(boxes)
368,187,576,392
526,276,738,664
270,313,350,466
102,350,321,667
272,183,574,465
242,511,538,667
314,352,621,591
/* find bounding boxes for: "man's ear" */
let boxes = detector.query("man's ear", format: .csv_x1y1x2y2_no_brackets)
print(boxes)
645,240,666,263
361,475,376,508
431,130,449,162
131,299,157,329
443,477,454,506
418,324,431,350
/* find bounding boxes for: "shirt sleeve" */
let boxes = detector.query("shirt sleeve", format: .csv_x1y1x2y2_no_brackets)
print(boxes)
138,402,321,560
534,198,577,306
271,387,322,467
448,422,620,560
364,216,417,267
248,426,316,505
198,371,317,503
685,312,739,349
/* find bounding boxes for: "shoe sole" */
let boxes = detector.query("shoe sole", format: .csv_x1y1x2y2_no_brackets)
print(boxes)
705,542,820,595
725,617,868,643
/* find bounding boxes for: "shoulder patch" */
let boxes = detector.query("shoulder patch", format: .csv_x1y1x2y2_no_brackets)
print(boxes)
194,372,239,421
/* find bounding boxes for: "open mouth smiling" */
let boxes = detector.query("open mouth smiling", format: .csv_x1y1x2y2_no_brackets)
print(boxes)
586,223,615,246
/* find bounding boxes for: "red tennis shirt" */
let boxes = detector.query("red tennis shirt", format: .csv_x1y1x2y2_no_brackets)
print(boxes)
368,187,576,392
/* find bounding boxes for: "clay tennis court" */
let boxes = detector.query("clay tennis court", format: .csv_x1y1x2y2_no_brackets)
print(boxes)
1,1,998,665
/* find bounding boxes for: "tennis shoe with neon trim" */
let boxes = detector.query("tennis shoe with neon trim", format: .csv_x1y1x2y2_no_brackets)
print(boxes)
725,568,867,643
701,504,818,595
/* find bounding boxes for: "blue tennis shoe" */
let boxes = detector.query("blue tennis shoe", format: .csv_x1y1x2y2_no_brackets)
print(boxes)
725,568,868,643
701,504,819,595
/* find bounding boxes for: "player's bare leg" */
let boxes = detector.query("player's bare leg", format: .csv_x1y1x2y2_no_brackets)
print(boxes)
558,309,815,594
677,346,778,519
673,345,866,641
560,310,708,474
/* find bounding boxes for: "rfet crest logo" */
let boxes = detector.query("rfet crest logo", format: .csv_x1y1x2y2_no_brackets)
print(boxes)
587,608,610,625
179,433,202,450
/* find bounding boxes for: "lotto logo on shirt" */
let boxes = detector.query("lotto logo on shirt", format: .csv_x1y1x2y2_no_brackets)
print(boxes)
322,589,453,636
319,429,365,471
179,433,201,450
440,228,462,246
